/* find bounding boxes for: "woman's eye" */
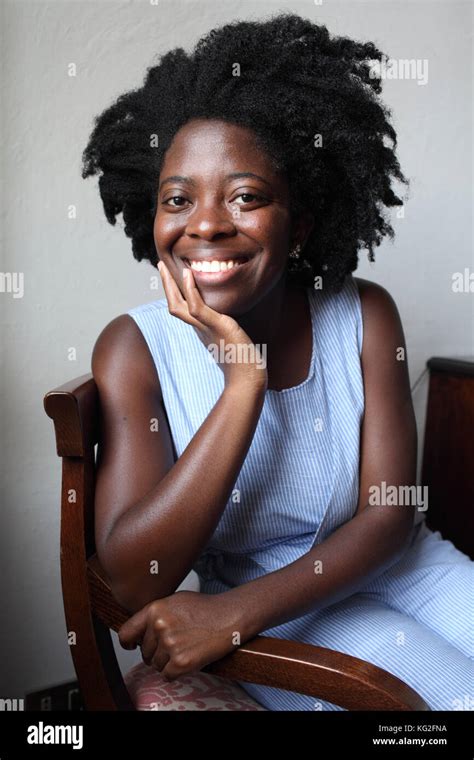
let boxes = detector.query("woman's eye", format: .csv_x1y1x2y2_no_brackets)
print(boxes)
233,193,262,205
164,196,189,207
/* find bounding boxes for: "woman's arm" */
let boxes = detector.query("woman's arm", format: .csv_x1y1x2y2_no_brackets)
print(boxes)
93,267,267,613
226,278,418,638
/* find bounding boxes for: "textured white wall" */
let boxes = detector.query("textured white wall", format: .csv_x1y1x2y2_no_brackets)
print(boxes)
1,0,472,698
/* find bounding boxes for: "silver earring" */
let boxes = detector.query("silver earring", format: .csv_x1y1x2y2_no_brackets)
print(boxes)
289,243,301,259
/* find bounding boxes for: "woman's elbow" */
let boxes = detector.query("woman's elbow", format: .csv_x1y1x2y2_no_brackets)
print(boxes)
94,534,145,613
109,579,150,615
99,550,183,614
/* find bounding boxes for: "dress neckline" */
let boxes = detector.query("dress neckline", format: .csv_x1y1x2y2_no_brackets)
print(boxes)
266,286,317,395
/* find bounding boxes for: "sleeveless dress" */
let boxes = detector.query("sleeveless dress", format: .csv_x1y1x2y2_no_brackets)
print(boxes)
127,275,473,711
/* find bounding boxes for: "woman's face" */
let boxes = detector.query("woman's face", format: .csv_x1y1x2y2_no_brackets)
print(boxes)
153,118,301,316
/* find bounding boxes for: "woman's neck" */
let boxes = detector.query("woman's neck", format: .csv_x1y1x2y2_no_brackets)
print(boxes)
235,277,290,349
235,279,312,390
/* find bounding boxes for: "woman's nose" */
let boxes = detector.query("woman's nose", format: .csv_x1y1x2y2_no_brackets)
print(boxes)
184,203,236,240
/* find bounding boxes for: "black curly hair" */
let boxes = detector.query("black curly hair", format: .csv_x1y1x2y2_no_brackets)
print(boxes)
82,12,408,291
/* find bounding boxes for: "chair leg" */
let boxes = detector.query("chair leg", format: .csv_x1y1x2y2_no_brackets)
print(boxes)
64,602,134,710
90,617,135,711
60,455,135,711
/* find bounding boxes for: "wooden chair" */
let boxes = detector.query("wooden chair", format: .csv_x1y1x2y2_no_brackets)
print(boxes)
44,373,432,711
421,358,474,559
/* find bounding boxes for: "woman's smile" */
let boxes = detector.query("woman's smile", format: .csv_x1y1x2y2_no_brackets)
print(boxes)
173,248,256,285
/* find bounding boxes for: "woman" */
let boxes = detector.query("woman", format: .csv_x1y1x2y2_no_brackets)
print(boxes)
82,13,473,710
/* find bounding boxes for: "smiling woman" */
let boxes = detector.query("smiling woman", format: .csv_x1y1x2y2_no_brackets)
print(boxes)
154,118,299,316
82,12,473,712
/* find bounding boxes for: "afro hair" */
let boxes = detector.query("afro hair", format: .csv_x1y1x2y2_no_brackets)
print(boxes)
82,12,408,291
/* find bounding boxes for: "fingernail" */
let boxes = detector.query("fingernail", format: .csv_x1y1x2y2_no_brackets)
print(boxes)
183,268,188,279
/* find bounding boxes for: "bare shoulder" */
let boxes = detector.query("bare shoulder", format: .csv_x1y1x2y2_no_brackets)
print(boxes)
353,276,404,350
91,313,161,398
353,276,411,405
353,276,400,318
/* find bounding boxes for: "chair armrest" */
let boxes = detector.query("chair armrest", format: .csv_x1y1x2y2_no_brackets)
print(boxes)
88,555,130,630
204,636,428,711
43,373,99,456
87,556,428,711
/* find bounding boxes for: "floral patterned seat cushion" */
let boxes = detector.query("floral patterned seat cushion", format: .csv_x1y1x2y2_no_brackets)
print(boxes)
124,662,267,711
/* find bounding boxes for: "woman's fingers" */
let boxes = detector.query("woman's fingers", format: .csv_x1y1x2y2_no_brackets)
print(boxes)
140,623,159,667
181,266,230,331
158,260,185,309
158,260,204,329
158,259,246,350
138,622,171,674
181,266,209,320
151,648,172,676
160,656,189,682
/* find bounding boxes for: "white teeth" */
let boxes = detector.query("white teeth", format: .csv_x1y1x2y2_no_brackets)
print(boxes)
188,259,244,272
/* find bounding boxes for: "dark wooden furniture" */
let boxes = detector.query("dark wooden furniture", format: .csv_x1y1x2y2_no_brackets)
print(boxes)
44,373,431,711
422,358,474,559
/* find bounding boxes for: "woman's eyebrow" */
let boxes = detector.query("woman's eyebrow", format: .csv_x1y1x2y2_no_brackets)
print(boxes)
158,175,197,191
158,172,273,191
226,172,272,187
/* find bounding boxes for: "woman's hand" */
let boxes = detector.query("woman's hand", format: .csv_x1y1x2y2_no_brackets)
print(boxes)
118,590,243,681
158,260,267,393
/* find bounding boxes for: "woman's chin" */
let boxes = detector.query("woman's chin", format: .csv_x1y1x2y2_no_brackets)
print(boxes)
195,289,247,317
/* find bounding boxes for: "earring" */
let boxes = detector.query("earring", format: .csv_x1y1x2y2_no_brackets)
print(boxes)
289,243,301,259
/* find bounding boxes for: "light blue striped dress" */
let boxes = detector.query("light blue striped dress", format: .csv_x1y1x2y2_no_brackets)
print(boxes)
128,275,473,711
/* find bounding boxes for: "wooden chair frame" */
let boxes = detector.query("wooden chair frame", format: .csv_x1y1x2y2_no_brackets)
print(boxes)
44,373,429,711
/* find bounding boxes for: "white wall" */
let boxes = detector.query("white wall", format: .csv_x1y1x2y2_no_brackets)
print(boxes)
1,0,472,698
